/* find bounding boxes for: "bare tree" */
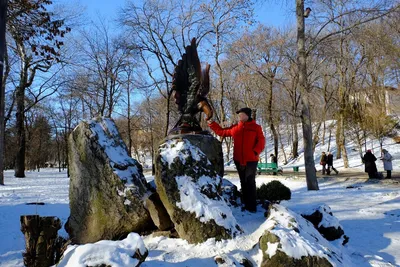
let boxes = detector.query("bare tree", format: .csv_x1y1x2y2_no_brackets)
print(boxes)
70,22,135,118
7,0,70,177
120,0,209,136
229,25,286,158
200,0,254,123
0,0,7,185
296,0,318,190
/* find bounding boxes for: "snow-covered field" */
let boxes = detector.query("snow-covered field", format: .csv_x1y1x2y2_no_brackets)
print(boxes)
0,168,399,267
1,119,399,266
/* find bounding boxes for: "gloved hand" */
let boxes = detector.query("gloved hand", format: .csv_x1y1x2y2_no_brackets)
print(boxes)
197,100,213,121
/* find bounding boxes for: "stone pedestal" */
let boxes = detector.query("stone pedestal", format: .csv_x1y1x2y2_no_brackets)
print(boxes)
155,134,242,244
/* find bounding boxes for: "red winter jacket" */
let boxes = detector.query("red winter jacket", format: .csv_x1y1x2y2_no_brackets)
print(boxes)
209,120,265,166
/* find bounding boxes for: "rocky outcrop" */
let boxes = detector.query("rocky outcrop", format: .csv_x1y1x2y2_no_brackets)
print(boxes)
67,118,154,244
155,134,242,244
259,204,348,267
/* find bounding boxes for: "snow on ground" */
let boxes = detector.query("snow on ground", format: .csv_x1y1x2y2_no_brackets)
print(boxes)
0,169,69,267
0,168,399,266
1,120,399,266
56,233,147,267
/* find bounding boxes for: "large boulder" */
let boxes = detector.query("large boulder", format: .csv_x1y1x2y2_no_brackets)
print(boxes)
155,134,242,244
259,204,351,267
67,118,154,244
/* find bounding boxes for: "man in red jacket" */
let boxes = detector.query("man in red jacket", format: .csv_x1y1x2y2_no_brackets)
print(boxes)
206,107,265,212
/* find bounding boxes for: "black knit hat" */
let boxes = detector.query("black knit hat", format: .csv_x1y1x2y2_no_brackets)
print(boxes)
236,107,252,118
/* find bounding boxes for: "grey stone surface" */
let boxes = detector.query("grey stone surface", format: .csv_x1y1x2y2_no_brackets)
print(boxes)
259,205,340,267
145,192,174,231
67,117,154,244
301,204,345,241
155,134,241,244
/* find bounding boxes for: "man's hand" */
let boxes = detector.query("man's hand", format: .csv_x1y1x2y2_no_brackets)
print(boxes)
197,100,213,121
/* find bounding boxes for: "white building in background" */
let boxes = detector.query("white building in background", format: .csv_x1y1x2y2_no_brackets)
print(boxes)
385,86,400,117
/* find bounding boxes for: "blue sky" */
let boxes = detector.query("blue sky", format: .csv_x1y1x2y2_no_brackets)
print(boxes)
58,0,295,29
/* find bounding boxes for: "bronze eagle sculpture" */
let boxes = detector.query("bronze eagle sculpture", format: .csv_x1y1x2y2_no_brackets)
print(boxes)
169,38,213,135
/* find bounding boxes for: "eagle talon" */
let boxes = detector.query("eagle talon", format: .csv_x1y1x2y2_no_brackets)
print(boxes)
198,100,213,121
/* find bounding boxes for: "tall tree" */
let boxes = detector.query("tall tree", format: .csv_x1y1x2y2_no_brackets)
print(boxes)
0,0,7,185
296,0,318,190
7,0,70,177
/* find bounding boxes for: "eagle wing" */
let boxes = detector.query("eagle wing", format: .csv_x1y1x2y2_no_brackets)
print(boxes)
172,38,204,114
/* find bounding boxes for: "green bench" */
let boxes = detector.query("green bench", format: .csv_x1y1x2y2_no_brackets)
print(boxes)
257,162,282,175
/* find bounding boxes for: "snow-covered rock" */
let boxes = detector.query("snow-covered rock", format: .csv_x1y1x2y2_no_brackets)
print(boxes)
221,178,241,207
259,204,353,267
56,233,148,267
155,134,242,243
67,117,153,244
301,204,346,242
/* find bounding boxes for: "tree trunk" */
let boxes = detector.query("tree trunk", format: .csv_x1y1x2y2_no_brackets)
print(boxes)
164,95,171,137
64,127,69,177
271,125,278,158
296,0,318,190
342,136,349,168
148,99,155,175
224,138,232,163
278,126,287,164
356,131,363,159
215,33,226,124
264,125,268,163
267,79,279,158
312,122,322,152
127,79,132,156
336,114,343,159
363,130,367,152
327,128,332,152
54,125,61,172
0,0,7,185
15,85,26,178
20,215,62,267
292,122,299,158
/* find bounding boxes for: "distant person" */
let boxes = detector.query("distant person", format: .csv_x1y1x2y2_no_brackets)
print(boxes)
320,151,327,175
380,149,393,179
362,149,378,179
327,151,339,175
205,107,265,212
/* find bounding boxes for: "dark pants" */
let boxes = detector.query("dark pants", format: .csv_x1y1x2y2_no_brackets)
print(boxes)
321,164,327,174
386,170,392,179
327,165,338,175
235,161,257,212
